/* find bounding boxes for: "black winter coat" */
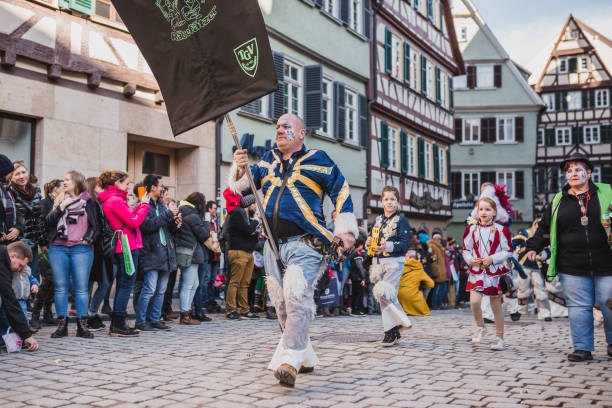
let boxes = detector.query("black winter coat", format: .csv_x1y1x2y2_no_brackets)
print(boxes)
227,207,259,252
527,182,612,277
46,197,99,244
11,186,46,246
175,204,210,265
0,246,32,340
139,199,178,272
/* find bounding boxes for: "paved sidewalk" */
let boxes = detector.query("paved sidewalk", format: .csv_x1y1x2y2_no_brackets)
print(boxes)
0,309,610,407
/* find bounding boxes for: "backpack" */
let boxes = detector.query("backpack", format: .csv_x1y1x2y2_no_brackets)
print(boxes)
218,211,232,252
99,203,124,259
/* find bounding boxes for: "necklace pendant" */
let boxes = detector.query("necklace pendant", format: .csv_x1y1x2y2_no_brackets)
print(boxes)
480,263,486,271
581,216,588,227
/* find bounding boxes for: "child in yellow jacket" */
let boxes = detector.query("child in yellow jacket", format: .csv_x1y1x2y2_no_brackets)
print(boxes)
398,250,434,316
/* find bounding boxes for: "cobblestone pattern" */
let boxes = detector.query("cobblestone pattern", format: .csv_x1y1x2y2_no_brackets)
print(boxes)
0,310,610,407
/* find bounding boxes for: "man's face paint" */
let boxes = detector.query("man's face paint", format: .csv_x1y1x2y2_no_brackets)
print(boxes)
282,120,295,142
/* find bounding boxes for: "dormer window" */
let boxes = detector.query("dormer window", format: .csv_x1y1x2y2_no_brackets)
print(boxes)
558,58,568,74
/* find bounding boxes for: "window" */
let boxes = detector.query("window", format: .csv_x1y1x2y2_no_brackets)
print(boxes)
497,117,515,143
142,152,170,176
463,172,480,199
537,129,545,146
567,91,581,110
391,33,403,80
595,89,609,107
426,60,434,99
583,125,600,144
388,127,399,171
558,57,568,73
424,141,432,180
94,0,123,23
345,90,358,143
580,56,589,72
463,118,480,143
555,127,571,146
459,27,467,42
543,94,555,112
566,29,579,40
321,79,332,136
241,96,269,117
283,61,301,116
410,50,419,91
408,134,416,176
0,115,33,170
476,65,494,88
438,146,445,184
322,0,337,16
349,0,362,32
497,172,514,198
440,71,447,108
592,167,601,183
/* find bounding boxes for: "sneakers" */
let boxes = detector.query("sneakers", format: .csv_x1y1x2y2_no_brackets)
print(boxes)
87,314,106,331
151,321,172,331
380,327,400,347
490,337,505,351
472,326,486,343
544,317,552,322
510,312,521,321
274,363,297,387
193,313,212,322
101,302,113,316
76,318,94,339
567,350,593,362
242,312,260,319
226,312,242,320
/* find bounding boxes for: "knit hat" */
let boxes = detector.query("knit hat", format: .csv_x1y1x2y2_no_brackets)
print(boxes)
0,154,13,178
240,194,256,208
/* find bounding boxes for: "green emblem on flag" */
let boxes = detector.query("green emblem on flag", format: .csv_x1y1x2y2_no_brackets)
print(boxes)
155,0,217,42
234,38,259,78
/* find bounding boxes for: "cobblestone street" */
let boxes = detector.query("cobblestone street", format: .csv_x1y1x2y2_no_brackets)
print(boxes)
0,309,610,407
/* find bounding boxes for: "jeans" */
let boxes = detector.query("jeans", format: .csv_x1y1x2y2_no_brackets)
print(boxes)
193,262,211,315
338,261,350,300
48,244,94,318
431,281,449,309
559,273,612,352
179,264,199,313
89,260,112,314
113,250,139,316
136,269,170,323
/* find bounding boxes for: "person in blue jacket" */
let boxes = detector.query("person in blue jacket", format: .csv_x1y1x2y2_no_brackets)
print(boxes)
366,186,412,347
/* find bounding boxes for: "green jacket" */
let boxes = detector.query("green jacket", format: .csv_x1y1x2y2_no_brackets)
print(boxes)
547,182,612,281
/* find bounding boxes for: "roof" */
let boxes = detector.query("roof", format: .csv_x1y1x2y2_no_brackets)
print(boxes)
574,17,612,78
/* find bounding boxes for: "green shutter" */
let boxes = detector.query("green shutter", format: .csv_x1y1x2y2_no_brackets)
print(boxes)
400,130,408,174
449,76,453,110
404,42,410,85
70,0,94,14
433,144,439,182
417,137,425,178
601,125,612,143
384,28,392,74
421,55,427,96
435,66,441,104
446,149,450,186
380,122,389,168
568,57,577,73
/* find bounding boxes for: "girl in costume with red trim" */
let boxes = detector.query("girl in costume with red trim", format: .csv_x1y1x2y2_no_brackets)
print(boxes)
463,197,513,351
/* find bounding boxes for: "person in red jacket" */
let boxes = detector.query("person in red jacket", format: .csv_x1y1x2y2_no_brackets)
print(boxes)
97,171,150,337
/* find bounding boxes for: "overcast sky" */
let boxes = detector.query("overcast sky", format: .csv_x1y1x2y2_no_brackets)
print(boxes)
470,0,612,83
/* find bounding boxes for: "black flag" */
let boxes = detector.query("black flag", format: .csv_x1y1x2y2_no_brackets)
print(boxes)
112,0,277,136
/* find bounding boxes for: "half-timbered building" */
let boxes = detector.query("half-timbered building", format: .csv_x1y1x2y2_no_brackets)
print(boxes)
368,0,464,235
533,15,612,216
448,0,545,238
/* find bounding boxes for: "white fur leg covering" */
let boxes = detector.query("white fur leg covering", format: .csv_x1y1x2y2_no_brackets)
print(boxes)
265,276,284,308
369,263,384,283
283,264,307,301
373,281,397,303
333,212,359,238
227,161,250,194
381,304,412,332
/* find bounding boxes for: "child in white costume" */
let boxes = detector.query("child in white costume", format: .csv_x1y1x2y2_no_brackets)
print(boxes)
463,197,513,351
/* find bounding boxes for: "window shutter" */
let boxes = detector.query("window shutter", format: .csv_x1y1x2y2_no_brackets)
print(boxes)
433,144,439,182
481,171,496,184
515,116,524,142
515,171,524,198
561,91,568,110
601,125,612,144
555,92,561,111
358,94,368,148
404,42,410,85
270,52,285,120
581,90,589,108
303,65,323,130
589,90,595,108
417,137,425,178
467,66,476,89
494,65,502,87
339,0,350,25
602,165,612,184
380,122,389,169
421,55,427,95
435,66,441,104
400,130,408,174
241,99,262,115
455,118,462,142
70,0,94,14
446,149,451,186
568,57,577,73
545,128,555,146
363,0,372,39
384,28,393,74
572,126,583,145
451,172,462,199
334,82,346,141
481,118,493,143
551,169,558,191
449,76,454,110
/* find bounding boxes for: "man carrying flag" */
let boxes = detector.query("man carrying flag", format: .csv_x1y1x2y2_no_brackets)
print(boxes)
230,113,358,387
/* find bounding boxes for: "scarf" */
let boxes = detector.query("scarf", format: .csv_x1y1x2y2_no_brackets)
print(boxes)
0,180,16,233
56,191,91,240
12,183,37,201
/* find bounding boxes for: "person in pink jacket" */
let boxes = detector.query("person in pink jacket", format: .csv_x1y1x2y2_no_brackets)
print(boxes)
97,171,149,337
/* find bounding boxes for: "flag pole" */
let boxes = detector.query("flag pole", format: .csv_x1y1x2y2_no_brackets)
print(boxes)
224,113,283,266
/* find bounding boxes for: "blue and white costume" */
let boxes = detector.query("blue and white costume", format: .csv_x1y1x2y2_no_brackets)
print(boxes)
229,145,358,372
368,212,413,333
